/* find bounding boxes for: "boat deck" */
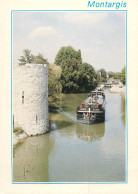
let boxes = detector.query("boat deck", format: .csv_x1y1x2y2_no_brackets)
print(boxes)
76,90,105,124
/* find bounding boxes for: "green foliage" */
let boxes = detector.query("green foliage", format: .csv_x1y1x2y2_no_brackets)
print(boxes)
79,63,97,91
13,127,24,134
120,66,126,85
48,63,63,110
55,46,82,66
35,53,48,64
98,68,107,82
18,49,34,64
95,71,102,85
108,71,121,79
18,49,48,65
55,46,97,93
55,46,81,93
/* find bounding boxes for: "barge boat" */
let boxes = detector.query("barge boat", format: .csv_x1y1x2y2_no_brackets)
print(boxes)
76,91,105,124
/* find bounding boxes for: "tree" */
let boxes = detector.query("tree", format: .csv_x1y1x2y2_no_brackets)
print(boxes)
55,46,100,93
18,49,34,65
107,71,121,79
48,63,63,110
94,71,102,86
79,63,97,91
115,72,121,79
98,69,107,82
35,53,48,64
55,46,83,93
18,49,48,65
120,66,126,85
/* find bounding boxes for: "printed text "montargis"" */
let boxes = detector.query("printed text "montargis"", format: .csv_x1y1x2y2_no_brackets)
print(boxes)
88,1,127,9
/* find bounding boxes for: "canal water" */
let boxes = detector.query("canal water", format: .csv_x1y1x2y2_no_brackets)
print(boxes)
13,90,126,182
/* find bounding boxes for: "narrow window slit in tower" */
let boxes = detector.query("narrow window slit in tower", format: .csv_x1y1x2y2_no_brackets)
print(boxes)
22,91,24,104
36,115,38,124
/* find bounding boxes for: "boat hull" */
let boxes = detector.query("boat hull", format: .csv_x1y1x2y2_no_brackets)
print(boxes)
77,110,105,124
76,90,105,124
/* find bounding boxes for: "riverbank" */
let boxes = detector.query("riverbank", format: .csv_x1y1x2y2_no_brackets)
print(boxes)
13,132,28,147
109,84,126,98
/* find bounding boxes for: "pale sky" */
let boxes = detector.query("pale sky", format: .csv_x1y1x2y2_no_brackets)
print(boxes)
13,11,126,72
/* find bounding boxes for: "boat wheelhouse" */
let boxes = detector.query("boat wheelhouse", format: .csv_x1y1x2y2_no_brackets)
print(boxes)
76,91,105,124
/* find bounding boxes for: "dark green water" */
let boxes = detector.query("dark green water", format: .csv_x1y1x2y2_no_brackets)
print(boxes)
13,90,126,182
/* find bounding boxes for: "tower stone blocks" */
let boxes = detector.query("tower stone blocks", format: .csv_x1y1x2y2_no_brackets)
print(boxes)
13,63,49,136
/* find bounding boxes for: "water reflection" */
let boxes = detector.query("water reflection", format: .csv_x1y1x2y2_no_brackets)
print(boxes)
121,97,126,127
76,123,105,142
13,134,54,182
50,109,105,142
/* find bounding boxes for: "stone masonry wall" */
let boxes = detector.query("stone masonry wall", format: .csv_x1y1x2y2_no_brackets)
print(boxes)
13,63,49,136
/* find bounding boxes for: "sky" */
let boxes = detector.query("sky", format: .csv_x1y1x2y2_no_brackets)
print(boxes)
13,11,126,72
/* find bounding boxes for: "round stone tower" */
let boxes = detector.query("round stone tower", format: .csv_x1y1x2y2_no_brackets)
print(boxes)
13,63,49,136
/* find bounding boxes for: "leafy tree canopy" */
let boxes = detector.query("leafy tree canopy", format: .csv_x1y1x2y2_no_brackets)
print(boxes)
48,63,63,110
98,68,107,82
55,46,82,67
107,71,121,79
18,49,48,65
55,46,98,93
120,66,126,85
